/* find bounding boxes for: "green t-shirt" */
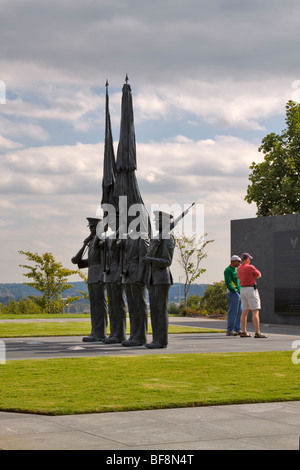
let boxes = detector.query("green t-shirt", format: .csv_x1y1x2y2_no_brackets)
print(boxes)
224,265,241,293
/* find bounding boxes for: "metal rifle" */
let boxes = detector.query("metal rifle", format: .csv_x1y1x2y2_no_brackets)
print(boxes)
146,203,195,258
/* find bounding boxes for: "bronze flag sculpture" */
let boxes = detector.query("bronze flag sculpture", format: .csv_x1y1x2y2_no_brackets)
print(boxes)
112,75,150,345
72,77,195,349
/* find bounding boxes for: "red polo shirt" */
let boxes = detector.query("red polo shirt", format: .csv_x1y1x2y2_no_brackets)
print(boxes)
237,263,261,286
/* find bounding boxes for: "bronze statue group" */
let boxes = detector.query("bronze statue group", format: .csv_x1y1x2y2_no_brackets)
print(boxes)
72,210,175,349
71,77,178,349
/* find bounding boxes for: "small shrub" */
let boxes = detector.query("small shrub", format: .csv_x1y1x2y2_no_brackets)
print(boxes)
0,298,45,315
167,302,180,315
199,281,227,315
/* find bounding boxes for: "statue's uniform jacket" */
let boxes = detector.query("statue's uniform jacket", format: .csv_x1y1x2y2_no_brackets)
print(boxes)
122,236,149,284
80,236,107,339
121,236,149,344
84,237,105,283
146,236,175,285
104,238,126,341
146,235,175,347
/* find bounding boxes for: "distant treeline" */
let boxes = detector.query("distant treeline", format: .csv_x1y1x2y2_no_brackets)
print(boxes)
0,282,207,305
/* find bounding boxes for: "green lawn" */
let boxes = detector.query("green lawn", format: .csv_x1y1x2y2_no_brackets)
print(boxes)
0,352,298,415
0,321,224,337
0,314,91,320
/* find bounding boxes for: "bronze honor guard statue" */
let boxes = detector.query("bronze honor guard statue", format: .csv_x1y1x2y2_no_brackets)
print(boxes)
121,229,150,346
71,217,107,342
102,214,127,344
144,211,175,349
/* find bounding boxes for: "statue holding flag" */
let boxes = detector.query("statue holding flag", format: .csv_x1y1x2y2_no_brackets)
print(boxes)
71,76,195,349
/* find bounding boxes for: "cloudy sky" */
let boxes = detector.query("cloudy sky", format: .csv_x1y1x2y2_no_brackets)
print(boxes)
0,0,299,285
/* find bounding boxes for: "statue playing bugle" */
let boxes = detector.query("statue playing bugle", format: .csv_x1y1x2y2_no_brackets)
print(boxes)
71,217,108,342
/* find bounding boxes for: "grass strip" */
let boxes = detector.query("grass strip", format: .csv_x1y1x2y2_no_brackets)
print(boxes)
0,322,224,337
0,352,298,415
0,314,91,320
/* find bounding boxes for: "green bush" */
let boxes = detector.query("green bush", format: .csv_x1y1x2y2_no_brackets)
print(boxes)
0,298,45,315
167,302,180,315
199,281,227,315
186,294,201,311
167,298,207,317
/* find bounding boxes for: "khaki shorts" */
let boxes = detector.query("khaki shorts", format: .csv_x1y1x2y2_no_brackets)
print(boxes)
240,287,261,310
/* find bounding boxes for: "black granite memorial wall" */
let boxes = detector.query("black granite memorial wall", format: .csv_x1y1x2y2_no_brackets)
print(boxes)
231,213,300,325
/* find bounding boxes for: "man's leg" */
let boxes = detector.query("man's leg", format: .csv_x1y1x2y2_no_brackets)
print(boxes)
147,284,158,344
91,282,108,340
251,309,260,334
106,283,115,340
84,283,107,341
241,309,249,334
226,291,238,334
234,293,242,333
124,284,136,342
240,288,252,336
155,284,169,347
122,284,147,346
105,283,126,343
147,284,169,348
110,283,126,342
130,283,148,344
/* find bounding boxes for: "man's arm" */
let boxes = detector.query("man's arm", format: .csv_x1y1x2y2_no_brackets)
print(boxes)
224,268,237,292
144,237,175,268
252,265,261,279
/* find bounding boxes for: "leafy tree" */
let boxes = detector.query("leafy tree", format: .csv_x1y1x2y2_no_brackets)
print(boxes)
175,233,214,311
199,281,227,315
186,294,202,311
19,251,80,314
74,270,89,300
245,100,300,216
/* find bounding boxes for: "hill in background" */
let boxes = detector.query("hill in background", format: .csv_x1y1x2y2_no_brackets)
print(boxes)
0,282,207,305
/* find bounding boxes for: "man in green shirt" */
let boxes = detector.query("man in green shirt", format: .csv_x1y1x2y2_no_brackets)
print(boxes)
224,255,242,336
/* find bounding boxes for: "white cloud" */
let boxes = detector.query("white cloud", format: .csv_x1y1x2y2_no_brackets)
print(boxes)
1,142,103,195
0,133,261,283
1,70,293,150
137,134,261,197
1,0,300,90
0,115,49,142
0,135,23,150
1,86,104,136
0,135,259,200
133,79,291,130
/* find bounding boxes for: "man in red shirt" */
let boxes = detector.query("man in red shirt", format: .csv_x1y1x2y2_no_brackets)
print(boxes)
237,253,267,338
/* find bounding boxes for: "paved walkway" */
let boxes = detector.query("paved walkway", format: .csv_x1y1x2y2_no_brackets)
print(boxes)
1,401,300,450
1,318,300,450
3,317,300,360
